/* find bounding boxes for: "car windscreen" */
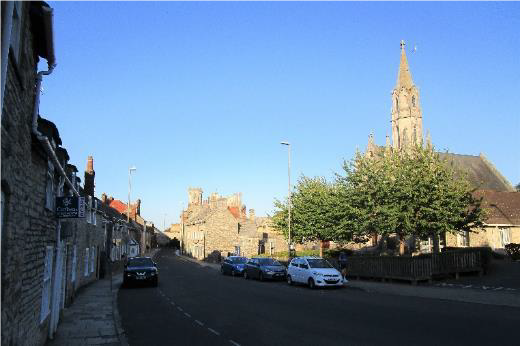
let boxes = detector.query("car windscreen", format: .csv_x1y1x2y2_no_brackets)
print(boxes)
307,259,333,268
258,258,281,266
127,258,153,267
231,257,247,264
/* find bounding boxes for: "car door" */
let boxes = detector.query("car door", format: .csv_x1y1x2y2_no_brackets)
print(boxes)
289,259,301,282
224,259,232,274
252,259,261,279
245,259,254,277
299,260,310,283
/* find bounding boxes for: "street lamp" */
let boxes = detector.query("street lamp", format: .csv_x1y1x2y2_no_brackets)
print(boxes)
280,141,291,258
128,166,136,223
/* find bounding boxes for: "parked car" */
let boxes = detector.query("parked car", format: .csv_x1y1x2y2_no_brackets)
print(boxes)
221,256,248,276
123,256,159,287
287,256,344,288
244,257,287,281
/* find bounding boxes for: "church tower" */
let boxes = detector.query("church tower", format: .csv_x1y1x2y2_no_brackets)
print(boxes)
391,40,422,151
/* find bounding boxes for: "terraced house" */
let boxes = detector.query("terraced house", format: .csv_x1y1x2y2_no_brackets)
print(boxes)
1,3,140,344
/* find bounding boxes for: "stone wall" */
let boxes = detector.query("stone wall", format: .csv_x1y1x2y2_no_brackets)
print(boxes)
1,3,54,344
445,226,520,250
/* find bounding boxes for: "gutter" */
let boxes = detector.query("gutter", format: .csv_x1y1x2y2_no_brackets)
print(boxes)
30,5,79,197
0,0,14,121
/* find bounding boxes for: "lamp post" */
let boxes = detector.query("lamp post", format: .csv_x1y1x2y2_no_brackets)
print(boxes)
280,141,291,258
128,166,136,223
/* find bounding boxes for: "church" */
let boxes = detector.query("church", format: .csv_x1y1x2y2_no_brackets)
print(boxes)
364,41,519,253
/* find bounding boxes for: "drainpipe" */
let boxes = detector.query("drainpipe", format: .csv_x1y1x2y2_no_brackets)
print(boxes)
30,6,78,197
0,0,14,121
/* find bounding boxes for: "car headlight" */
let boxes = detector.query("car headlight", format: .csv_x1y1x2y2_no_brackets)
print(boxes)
312,272,323,276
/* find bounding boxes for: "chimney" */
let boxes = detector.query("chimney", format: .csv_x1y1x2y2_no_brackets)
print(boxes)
101,193,107,204
84,156,95,196
86,156,94,173
136,199,141,215
249,209,255,222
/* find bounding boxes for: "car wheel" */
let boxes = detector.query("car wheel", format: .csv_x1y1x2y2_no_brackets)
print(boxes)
287,275,293,286
244,271,249,280
220,267,225,275
259,272,264,281
308,278,316,289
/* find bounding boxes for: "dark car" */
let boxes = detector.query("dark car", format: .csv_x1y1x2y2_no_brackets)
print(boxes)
221,256,248,276
244,257,287,281
123,257,158,287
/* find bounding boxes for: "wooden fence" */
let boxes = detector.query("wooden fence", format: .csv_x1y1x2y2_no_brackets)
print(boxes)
344,249,483,284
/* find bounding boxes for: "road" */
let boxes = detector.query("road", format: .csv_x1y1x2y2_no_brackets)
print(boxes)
118,250,519,346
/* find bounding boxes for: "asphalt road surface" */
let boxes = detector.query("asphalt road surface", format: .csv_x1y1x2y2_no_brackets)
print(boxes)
118,250,520,346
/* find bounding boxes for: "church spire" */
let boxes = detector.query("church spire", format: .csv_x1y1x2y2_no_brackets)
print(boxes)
396,40,414,89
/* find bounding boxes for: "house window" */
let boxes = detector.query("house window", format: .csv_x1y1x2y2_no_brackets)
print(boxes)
71,246,77,283
10,2,22,64
1,188,5,232
90,247,96,273
234,246,241,256
500,228,511,248
86,197,92,224
40,246,53,323
45,160,55,211
457,231,469,247
84,248,89,276
92,199,97,226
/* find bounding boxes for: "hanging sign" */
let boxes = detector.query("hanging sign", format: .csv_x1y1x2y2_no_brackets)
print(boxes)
56,196,85,218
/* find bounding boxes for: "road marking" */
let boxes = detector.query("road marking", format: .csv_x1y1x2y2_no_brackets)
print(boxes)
230,340,241,346
184,312,191,318
170,302,175,306
493,287,504,291
208,328,220,336
177,307,183,312
195,320,204,326
462,285,473,289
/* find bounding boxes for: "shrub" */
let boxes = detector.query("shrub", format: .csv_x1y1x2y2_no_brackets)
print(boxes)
505,243,520,261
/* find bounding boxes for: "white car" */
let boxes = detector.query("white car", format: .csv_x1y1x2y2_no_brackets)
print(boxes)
287,256,346,288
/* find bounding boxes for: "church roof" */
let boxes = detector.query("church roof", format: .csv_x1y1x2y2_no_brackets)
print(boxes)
364,145,513,192
438,153,514,192
396,40,414,89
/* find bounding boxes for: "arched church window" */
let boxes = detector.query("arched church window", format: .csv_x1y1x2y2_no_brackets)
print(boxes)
396,98,399,110
412,95,416,107
413,126,417,144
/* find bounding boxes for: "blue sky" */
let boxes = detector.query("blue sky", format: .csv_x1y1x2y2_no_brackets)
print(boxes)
39,1,520,230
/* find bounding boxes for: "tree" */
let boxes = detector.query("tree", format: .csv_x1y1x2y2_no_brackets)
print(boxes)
515,182,520,192
272,176,343,257
337,145,486,255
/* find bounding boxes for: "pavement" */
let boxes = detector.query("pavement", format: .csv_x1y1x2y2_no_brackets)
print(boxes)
47,249,160,346
118,250,520,346
179,254,520,308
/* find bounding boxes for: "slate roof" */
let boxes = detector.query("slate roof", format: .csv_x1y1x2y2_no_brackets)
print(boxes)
474,190,520,225
438,153,514,192
366,146,513,192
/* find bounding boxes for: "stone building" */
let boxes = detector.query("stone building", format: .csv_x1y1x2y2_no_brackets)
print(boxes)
1,3,137,344
182,188,288,261
363,40,516,253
